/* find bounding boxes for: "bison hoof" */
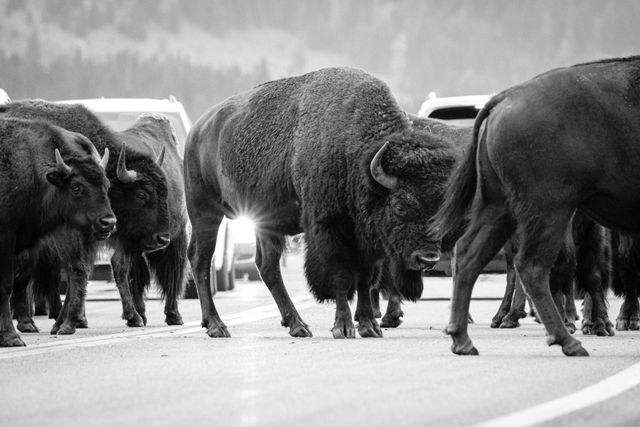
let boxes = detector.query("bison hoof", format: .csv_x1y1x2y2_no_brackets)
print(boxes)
76,317,89,329
499,318,520,329
562,341,589,357
617,318,640,331
206,325,231,338
357,319,383,338
490,315,504,328
331,321,356,339
125,312,145,327
450,340,479,356
56,323,76,335
380,312,403,328
17,320,39,333
289,322,313,338
0,331,26,347
165,313,184,326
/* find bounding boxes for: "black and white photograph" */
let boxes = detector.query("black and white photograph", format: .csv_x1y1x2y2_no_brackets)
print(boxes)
1,1,640,426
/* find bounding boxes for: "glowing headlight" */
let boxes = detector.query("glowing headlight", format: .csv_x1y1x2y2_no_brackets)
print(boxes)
232,216,256,244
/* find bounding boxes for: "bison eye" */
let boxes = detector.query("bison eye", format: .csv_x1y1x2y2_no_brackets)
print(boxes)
71,184,82,195
136,190,148,201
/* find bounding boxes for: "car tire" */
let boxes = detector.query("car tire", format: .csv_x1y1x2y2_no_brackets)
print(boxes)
216,255,231,292
442,261,453,277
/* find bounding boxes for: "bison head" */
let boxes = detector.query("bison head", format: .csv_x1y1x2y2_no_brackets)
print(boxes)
106,144,171,252
366,130,457,282
45,130,115,241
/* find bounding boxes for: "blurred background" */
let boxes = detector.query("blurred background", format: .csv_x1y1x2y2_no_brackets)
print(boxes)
1,0,638,119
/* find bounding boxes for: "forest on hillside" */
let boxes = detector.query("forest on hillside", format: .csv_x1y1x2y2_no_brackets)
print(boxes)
1,0,638,118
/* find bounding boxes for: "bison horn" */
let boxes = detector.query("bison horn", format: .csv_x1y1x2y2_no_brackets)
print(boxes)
156,146,166,166
74,134,102,165
99,148,110,170
370,141,398,190
116,144,138,183
54,149,72,176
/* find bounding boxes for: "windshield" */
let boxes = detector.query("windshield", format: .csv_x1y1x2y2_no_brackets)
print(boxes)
428,106,480,127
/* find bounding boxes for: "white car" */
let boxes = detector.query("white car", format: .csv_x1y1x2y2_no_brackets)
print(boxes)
417,93,505,275
56,96,245,294
417,93,490,127
0,88,10,104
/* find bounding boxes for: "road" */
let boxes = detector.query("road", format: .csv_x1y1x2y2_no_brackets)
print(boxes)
2,253,640,427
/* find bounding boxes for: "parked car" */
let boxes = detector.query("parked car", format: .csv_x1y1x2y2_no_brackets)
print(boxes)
0,88,10,104
55,96,257,294
417,93,505,275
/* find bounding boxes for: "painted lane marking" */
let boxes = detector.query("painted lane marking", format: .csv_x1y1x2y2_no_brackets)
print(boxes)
470,360,640,427
0,297,316,360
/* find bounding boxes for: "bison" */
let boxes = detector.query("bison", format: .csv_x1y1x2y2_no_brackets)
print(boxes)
431,56,640,357
0,101,183,328
0,117,114,346
185,67,458,339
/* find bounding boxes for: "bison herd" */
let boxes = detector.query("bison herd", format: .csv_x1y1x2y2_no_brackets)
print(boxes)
1,56,640,357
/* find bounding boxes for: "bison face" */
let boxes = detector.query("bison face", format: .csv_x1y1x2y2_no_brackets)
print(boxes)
107,148,170,252
368,132,457,275
46,151,116,241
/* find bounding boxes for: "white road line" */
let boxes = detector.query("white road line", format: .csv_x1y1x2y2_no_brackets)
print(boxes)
0,297,316,360
470,360,640,427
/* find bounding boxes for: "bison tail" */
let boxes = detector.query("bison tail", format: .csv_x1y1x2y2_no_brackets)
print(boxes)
429,95,501,252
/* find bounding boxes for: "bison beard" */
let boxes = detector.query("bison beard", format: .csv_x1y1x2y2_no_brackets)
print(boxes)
185,67,457,339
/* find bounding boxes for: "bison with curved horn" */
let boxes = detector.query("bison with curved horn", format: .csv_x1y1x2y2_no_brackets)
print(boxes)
185,67,458,338
0,118,115,346
431,55,640,357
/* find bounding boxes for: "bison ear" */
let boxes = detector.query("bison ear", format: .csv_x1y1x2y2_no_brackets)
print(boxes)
46,149,73,187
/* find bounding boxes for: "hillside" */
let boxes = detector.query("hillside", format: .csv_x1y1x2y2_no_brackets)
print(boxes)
1,0,639,119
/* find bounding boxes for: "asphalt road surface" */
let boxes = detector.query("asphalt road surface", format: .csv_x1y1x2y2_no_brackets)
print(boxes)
2,253,640,427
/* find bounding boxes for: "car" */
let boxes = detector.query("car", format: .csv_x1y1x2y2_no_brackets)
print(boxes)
0,88,10,104
55,96,259,294
417,93,505,276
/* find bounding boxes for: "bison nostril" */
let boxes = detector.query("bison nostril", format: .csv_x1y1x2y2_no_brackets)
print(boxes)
100,215,117,230
410,251,440,270
156,233,170,246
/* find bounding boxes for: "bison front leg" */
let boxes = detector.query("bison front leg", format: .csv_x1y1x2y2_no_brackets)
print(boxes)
0,248,25,346
111,252,144,327
255,235,311,337
12,276,39,333
332,287,356,339
354,268,382,338
380,291,403,329
51,265,88,335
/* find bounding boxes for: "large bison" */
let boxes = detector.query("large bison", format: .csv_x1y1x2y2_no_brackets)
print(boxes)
431,56,640,357
0,101,183,328
112,113,187,326
185,67,458,338
0,118,114,346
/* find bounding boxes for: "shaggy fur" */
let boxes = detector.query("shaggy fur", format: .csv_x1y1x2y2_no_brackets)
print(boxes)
0,101,183,328
0,118,113,346
429,55,640,356
185,67,459,339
